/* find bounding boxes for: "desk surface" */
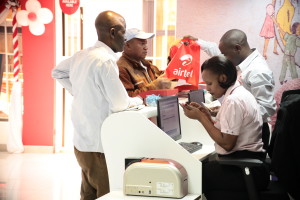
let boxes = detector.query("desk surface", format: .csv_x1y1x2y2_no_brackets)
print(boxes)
97,191,201,200
191,145,215,160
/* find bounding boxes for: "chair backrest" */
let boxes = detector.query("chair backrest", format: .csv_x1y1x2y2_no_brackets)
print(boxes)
281,89,300,102
268,89,300,200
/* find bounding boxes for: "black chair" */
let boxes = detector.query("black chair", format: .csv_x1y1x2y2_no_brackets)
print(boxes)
211,90,300,200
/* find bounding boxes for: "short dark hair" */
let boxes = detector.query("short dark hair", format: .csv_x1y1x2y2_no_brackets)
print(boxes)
201,55,237,89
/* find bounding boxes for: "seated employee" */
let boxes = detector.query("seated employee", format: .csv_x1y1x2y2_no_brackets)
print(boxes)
117,28,172,97
181,55,269,199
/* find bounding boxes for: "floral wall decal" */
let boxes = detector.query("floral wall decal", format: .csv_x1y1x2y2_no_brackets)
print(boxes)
16,0,53,35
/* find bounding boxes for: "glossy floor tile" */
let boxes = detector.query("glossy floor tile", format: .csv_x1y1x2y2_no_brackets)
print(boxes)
0,152,81,200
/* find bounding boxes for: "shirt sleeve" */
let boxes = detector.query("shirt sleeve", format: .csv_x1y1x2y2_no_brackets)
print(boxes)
52,58,73,95
218,98,244,136
248,72,276,121
96,59,140,112
196,39,221,57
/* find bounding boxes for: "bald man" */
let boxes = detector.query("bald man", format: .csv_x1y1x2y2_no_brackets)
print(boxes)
218,29,276,155
52,11,142,199
219,29,276,123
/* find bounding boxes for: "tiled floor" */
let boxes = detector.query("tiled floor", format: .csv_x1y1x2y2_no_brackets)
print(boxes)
0,152,81,200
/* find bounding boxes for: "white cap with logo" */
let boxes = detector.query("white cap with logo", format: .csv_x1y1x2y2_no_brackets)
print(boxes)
125,28,155,42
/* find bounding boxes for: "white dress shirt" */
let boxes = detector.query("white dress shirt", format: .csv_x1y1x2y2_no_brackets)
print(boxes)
52,41,142,152
237,49,276,122
196,39,221,57
214,82,264,155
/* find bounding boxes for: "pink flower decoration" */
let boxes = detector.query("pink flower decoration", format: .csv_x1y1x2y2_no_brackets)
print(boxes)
16,0,53,36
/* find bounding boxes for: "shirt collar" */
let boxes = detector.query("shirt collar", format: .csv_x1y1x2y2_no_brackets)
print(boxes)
122,52,150,69
94,41,118,60
237,48,258,72
223,81,241,99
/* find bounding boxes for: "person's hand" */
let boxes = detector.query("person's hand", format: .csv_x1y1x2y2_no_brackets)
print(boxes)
180,103,201,120
183,35,198,41
152,76,172,89
209,106,220,117
187,102,214,123
189,102,201,108
158,77,172,89
131,96,143,106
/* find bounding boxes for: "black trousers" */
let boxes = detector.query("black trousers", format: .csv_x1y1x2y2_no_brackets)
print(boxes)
203,151,270,200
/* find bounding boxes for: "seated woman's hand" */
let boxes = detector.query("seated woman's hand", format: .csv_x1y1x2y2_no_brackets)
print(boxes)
189,102,201,108
208,106,220,117
188,102,214,123
180,103,201,120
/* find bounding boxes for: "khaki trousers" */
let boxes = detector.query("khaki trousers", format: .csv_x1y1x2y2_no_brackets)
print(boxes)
74,147,109,200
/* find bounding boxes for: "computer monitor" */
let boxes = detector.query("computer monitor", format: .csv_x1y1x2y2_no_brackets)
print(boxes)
157,95,182,141
188,89,205,104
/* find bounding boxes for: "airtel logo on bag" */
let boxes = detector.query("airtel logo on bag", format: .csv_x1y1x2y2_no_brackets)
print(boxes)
180,54,193,66
173,54,194,77
166,38,200,86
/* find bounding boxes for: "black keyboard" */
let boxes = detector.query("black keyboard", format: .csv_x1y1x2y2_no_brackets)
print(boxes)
179,142,202,153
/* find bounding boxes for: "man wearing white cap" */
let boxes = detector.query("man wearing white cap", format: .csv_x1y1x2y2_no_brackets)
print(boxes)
117,28,172,97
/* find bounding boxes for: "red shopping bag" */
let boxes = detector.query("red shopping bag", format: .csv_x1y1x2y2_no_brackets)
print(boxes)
166,38,200,86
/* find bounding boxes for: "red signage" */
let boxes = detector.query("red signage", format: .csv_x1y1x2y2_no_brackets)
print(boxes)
59,0,80,15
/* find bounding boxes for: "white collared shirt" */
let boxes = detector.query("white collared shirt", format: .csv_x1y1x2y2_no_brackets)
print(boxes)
237,49,276,122
52,41,142,152
214,82,264,155
196,39,221,57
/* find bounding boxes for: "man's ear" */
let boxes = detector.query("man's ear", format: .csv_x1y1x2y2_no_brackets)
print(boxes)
234,44,242,53
219,74,227,84
109,27,115,39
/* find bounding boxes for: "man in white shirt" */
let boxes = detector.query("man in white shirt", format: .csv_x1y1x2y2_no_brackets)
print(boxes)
52,11,142,200
218,29,276,152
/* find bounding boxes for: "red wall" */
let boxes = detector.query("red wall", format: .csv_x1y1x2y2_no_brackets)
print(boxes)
20,0,55,146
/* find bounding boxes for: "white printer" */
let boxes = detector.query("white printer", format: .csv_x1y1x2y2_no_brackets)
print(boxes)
123,158,188,198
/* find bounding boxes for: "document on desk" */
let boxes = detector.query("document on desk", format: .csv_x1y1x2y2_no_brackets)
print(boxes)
125,104,145,111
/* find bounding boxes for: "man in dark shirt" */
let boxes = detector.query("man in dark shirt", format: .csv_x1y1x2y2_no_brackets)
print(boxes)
117,28,171,97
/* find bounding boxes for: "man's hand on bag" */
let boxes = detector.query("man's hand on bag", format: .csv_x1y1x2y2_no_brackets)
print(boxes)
183,35,198,41
182,35,198,46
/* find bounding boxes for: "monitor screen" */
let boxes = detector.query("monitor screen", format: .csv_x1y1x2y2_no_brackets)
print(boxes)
157,95,182,141
188,89,205,104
